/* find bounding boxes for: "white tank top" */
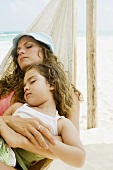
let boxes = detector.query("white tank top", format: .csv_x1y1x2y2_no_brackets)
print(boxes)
13,103,64,135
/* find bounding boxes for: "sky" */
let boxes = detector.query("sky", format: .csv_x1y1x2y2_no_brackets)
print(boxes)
0,0,113,33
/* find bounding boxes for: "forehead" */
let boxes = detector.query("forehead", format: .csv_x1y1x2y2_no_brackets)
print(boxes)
24,68,46,85
18,36,38,46
24,68,40,80
25,68,38,77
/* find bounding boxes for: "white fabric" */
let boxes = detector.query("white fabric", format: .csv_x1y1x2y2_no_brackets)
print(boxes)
12,32,54,53
13,103,64,135
0,0,76,84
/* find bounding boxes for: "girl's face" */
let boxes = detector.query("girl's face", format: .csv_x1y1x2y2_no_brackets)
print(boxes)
17,36,44,72
24,68,54,106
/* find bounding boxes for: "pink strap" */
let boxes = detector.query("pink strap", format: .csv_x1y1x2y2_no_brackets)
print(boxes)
0,91,14,116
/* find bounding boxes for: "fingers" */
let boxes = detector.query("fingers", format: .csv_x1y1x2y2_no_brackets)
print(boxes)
38,124,42,131
22,128,41,149
24,124,56,149
0,118,19,147
32,119,57,145
10,117,57,148
22,124,49,149
37,120,52,132
38,125,57,145
33,129,49,149
28,125,52,149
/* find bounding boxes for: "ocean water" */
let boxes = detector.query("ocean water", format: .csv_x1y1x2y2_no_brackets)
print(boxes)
0,31,21,63
0,31,21,42
0,31,112,63
0,31,113,129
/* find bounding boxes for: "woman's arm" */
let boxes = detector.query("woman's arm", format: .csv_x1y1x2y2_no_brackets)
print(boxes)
2,103,57,148
46,118,86,168
69,92,80,133
0,117,58,159
2,114,57,149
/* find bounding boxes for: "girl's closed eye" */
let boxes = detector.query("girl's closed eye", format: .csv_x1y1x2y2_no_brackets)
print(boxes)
30,79,36,84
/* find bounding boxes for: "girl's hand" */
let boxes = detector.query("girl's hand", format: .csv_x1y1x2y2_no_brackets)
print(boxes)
2,116,56,149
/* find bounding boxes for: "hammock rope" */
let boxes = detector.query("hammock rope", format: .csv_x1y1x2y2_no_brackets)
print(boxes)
0,0,76,84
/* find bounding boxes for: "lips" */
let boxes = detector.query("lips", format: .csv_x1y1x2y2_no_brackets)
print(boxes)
25,92,31,97
20,57,28,62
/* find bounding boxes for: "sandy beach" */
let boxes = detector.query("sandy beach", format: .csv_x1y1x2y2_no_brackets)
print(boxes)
49,128,113,170
48,35,113,169
0,0,113,169
0,33,113,170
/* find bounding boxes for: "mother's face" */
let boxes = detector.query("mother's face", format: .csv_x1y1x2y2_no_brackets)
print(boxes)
17,36,44,72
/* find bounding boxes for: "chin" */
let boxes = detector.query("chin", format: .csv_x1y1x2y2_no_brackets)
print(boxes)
21,64,31,72
27,101,37,106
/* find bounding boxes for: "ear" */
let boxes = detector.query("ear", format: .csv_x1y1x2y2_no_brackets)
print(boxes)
38,48,43,59
46,81,55,91
49,85,55,91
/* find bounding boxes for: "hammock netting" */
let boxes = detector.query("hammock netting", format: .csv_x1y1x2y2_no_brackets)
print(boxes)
0,0,77,84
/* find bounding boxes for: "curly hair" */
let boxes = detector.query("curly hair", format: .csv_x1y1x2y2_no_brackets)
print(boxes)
0,46,58,101
26,62,75,118
0,40,82,105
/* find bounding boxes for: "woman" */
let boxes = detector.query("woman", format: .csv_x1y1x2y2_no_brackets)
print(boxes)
0,32,81,169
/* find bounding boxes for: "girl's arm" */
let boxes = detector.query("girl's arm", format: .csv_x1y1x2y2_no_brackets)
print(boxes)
46,118,86,168
2,102,23,116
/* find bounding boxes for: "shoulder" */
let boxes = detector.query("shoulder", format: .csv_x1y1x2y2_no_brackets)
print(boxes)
61,117,74,127
58,117,74,134
11,102,23,107
11,102,24,112
3,102,24,116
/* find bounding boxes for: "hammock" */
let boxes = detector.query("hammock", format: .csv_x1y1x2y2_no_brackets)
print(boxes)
0,0,77,84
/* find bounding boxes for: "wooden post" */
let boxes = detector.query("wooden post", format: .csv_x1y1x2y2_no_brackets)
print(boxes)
73,0,77,85
86,0,97,128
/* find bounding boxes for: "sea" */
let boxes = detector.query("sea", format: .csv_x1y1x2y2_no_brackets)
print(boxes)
0,31,22,63
0,31,113,130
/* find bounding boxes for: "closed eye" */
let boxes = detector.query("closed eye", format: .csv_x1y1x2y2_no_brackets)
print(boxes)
27,45,33,48
30,80,36,84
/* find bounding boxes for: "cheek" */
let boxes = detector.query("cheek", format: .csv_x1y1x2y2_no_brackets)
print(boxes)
29,47,44,62
17,58,21,67
24,94,26,100
32,56,43,64
38,48,43,56
17,57,19,64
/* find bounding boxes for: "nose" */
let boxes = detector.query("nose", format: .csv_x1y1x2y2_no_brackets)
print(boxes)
18,48,25,55
24,85,29,93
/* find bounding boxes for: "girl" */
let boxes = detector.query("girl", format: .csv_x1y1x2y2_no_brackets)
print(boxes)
1,62,85,170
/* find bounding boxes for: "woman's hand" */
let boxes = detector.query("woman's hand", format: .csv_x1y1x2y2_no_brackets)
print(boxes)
2,116,56,149
0,117,57,159
0,117,23,148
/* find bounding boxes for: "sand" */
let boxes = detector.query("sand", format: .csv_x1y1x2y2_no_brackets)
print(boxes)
0,34,113,170
48,36,113,169
49,127,113,170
